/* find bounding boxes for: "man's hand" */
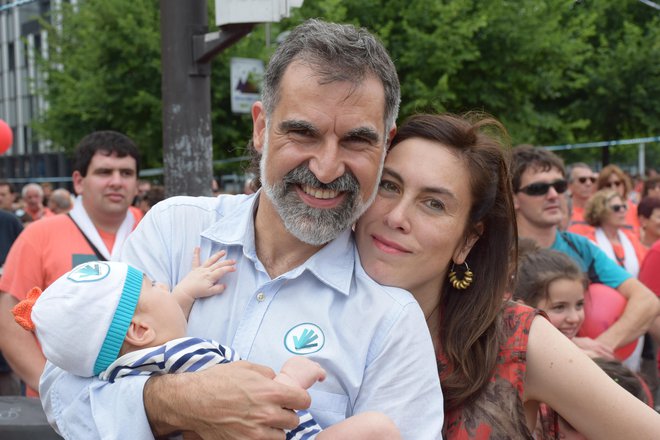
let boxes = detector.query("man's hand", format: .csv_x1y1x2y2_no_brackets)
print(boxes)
572,336,615,360
144,360,310,440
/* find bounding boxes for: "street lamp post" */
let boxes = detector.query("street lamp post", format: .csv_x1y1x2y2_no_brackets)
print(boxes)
160,0,254,197
160,0,302,196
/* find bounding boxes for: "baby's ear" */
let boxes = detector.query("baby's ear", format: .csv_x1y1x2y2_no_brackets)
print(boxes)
125,319,156,348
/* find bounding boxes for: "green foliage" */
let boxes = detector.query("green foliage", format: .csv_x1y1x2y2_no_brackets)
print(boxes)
35,0,162,167
35,0,660,170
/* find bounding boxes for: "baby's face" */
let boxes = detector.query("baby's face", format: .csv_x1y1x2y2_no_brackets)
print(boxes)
136,277,188,345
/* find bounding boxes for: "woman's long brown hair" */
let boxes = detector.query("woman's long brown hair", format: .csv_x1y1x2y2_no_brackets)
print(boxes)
389,113,518,410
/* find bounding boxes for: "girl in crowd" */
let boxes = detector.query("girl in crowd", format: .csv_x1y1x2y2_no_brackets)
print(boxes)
354,113,660,438
512,239,615,359
513,240,654,437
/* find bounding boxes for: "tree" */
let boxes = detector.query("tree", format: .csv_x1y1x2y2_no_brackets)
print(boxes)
569,2,660,141
35,0,660,171
35,0,268,171
299,0,659,151
35,0,163,167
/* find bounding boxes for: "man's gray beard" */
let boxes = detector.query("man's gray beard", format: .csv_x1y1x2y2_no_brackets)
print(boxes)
260,137,383,245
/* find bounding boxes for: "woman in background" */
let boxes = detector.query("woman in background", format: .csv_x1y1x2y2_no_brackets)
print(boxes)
582,189,646,277
596,165,639,234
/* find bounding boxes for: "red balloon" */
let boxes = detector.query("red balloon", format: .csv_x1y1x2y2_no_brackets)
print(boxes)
0,119,13,155
577,283,638,360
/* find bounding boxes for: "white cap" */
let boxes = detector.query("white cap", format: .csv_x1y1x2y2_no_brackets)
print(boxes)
31,261,143,377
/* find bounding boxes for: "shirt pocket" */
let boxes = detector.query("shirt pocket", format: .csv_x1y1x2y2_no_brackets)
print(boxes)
307,388,349,428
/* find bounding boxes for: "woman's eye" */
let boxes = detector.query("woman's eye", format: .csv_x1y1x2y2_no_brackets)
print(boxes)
425,199,445,211
379,180,398,192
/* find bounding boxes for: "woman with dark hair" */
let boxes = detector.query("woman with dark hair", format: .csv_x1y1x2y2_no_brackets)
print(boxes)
354,113,660,439
637,196,660,248
641,175,660,200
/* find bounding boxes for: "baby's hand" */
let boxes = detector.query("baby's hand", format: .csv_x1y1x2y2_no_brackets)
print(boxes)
278,357,327,390
175,247,236,301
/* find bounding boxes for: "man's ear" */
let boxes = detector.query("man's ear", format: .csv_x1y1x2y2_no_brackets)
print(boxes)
386,124,397,149
252,101,267,154
124,318,156,348
72,171,84,196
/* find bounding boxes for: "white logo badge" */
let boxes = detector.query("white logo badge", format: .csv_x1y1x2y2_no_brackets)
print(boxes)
284,323,325,355
67,262,111,283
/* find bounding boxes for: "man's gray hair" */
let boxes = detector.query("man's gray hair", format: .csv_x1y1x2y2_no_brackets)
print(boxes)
567,162,592,182
22,183,43,198
261,19,400,130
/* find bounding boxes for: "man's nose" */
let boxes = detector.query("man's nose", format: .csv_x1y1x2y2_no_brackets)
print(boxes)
308,143,346,184
108,171,123,186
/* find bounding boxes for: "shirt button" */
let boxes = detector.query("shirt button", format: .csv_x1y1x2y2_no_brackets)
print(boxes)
256,292,265,302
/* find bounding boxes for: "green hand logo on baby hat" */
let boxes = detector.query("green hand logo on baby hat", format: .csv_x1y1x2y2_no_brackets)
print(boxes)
284,323,325,355
67,262,111,283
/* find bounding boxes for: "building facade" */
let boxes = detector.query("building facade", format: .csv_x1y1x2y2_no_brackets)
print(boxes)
0,0,72,182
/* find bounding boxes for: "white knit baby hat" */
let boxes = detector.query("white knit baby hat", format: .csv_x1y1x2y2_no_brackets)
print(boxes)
31,261,143,377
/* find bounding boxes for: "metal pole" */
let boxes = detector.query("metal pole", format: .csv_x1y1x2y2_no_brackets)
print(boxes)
638,143,645,177
160,0,212,197
601,145,610,167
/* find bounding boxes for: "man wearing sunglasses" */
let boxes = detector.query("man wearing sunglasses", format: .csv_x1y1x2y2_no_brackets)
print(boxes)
567,162,598,228
511,145,660,359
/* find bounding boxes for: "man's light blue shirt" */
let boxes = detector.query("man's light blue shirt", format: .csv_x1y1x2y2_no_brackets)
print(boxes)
41,193,444,439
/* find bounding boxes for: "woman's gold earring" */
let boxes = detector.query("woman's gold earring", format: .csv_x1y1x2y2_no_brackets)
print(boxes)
448,262,473,290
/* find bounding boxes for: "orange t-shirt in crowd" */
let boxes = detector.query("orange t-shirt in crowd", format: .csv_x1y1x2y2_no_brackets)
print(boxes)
569,205,586,226
640,240,660,297
129,205,144,224
625,199,640,236
567,221,595,238
24,206,54,222
0,215,118,301
569,200,641,243
567,226,647,269
0,211,138,396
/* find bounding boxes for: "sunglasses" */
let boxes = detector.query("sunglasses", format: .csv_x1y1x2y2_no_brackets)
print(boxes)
605,180,623,188
518,179,568,196
609,204,628,213
577,176,596,184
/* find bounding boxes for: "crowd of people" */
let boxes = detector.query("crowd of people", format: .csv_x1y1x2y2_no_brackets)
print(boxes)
562,160,660,382
0,18,659,440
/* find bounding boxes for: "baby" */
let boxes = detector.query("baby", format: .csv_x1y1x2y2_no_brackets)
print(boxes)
13,252,399,439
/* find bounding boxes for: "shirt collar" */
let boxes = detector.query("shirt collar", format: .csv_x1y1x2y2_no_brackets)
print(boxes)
201,192,355,296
